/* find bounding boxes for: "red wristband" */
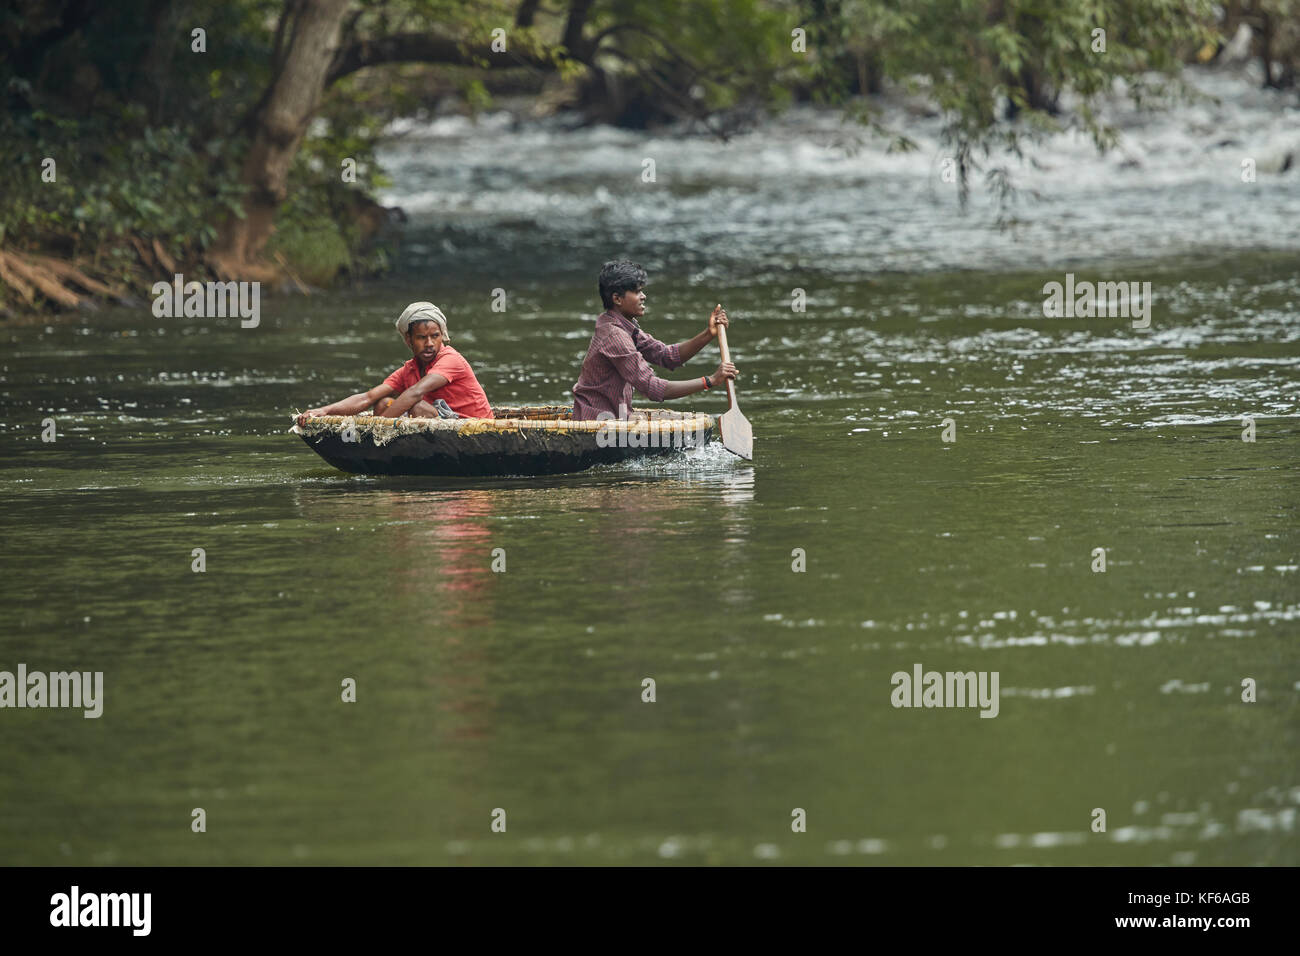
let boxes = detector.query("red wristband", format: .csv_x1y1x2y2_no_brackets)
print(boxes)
702,376,711,390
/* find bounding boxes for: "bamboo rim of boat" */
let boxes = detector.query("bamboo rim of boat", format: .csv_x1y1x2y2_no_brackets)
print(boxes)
291,405,716,439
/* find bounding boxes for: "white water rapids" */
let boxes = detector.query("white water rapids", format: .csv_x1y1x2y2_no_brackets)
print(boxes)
377,66,1299,279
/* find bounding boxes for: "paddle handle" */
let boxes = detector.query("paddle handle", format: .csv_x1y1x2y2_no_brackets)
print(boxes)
717,320,732,364
715,315,737,408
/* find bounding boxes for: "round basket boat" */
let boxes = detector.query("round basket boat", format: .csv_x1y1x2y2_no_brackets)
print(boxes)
291,405,717,477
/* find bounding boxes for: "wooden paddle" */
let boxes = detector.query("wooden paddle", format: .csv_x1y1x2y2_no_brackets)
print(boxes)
714,307,753,460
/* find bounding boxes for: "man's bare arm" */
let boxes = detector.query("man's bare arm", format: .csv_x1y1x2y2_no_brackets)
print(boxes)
304,383,395,417
381,372,450,417
657,362,737,399
676,305,730,362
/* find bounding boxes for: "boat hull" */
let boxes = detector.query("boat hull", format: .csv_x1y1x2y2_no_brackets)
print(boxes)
292,405,716,477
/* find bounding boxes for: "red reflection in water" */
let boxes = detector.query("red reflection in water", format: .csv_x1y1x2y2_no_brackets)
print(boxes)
377,490,499,744
383,489,498,631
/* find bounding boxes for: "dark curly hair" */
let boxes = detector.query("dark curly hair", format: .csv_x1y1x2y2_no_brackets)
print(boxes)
598,259,648,309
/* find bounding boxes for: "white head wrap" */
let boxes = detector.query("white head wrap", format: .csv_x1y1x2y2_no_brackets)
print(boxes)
396,301,450,341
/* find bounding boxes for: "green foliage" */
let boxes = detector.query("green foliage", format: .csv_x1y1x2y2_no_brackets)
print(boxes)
812,0,1220,199
462,77,495,114
1,0,1287,307
587,0,806,126
0,0,274,276
0,0,390,284
264,216,353,286
0,107,247,276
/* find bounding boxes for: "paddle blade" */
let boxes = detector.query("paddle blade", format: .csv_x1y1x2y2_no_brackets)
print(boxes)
713,323,751,459
718,405,753,460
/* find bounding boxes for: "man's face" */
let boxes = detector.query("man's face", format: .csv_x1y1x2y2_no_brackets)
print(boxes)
611,286,646,320
406,321,444,363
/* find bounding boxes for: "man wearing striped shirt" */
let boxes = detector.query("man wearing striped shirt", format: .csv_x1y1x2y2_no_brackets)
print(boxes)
572,260,738,421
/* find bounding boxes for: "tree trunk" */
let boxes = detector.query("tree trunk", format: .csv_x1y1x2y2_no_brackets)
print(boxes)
208,0,351,280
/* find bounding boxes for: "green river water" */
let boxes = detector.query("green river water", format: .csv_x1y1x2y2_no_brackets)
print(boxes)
1,250,1297,865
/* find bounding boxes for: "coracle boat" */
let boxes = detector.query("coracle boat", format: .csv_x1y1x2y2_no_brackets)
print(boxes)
291,405,717,477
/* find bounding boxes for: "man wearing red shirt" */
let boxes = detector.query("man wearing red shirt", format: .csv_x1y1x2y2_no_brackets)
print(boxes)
303,302,493,420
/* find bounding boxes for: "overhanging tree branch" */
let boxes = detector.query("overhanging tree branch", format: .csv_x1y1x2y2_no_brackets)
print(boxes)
326,0,600,86
326,31,559,85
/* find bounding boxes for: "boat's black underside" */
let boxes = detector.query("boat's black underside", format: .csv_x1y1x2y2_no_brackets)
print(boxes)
299,422,715,477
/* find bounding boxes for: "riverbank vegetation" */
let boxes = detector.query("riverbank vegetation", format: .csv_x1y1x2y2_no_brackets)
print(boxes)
2,0,1294,317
